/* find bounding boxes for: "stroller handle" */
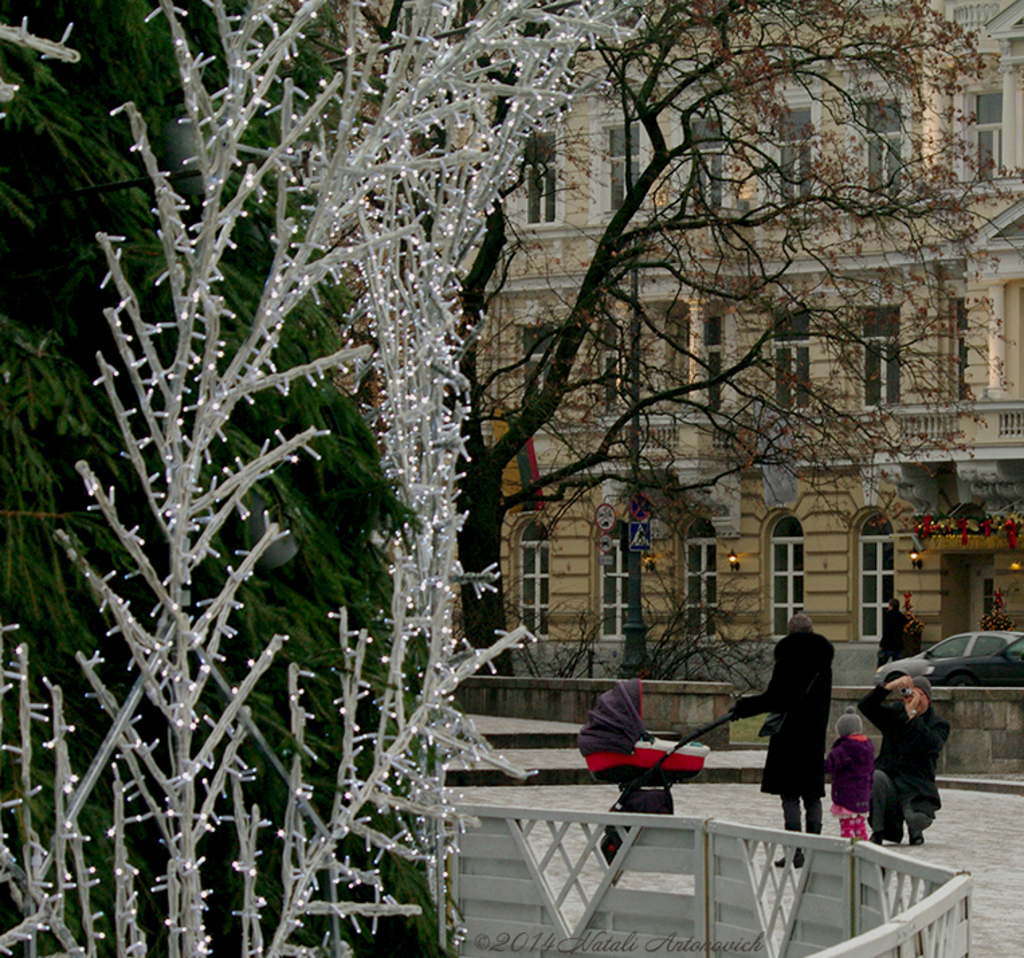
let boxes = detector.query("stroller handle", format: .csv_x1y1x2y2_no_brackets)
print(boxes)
659,708,734,757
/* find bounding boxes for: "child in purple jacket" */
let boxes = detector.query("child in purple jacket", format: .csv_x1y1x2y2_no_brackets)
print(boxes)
824,708,875,840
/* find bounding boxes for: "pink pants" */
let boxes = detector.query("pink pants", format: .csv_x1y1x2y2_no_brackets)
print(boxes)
839,815,868,840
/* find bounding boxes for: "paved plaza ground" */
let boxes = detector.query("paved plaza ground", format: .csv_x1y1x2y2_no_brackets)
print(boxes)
455,716,1022,957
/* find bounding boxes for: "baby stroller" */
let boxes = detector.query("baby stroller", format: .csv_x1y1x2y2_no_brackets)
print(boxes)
577,678,733,861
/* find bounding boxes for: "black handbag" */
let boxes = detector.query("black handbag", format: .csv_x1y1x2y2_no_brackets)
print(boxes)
758,711,787,737
757,671,820,738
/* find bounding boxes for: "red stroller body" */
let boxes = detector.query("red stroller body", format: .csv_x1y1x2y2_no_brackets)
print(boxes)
578,678,732,862
578,678,712,785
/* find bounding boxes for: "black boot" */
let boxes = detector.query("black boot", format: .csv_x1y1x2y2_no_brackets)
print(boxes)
774,848,804,868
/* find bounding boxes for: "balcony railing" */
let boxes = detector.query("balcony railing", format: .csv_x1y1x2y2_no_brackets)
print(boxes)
897,408,960,444
951,1,999,31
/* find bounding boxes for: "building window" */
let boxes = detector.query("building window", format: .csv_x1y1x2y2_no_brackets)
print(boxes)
652,301,692,394
863,100,903,193
520,522,549,637
975,92,1002,179
771,516,804,638
775,310,810,408
860,514,894,640
704,312,723,411
599,318,624,407
522,322,555,397
686,519,717,640
601,522,629,639
609,124,639,211
954,297,969,400
779,107,812,199
526,131,557,223
863,305,900,407
693,115,724,210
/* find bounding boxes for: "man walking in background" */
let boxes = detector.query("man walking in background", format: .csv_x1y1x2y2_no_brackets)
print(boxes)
877,597,907,668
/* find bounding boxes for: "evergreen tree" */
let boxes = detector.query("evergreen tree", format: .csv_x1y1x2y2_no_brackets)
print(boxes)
0,3,441,953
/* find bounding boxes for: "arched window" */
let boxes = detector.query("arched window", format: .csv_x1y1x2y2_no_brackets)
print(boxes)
686,519,717,639
860,514,894,641
772,516,804,638
520,522,549,638
601,522,629,639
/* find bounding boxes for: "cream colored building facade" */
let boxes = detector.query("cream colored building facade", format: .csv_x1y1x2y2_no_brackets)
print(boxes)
489,0,1024,665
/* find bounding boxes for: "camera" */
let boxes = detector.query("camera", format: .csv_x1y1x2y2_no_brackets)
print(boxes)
899,687,913,698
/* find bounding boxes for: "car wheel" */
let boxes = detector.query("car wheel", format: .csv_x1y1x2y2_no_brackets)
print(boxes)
883,671,906,685
945,673,975,686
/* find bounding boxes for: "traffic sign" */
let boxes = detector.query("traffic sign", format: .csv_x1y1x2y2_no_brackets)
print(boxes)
629,520,651,552
629,493,652,522
594,502,617,531
598,533,614,554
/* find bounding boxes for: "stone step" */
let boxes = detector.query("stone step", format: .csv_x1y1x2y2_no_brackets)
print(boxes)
455,715,1024,793
446,740,1024,795
463,713,766,752
936,776,1024,796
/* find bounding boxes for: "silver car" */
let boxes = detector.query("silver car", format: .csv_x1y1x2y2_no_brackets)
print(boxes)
874,630,1024,687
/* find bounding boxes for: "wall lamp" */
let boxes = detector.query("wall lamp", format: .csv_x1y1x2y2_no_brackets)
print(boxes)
728,550,740,572
910,549,923,570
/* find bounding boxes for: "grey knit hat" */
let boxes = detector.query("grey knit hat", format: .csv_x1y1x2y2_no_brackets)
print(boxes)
836,707,862,737
788,612,814,634
911,676,932,701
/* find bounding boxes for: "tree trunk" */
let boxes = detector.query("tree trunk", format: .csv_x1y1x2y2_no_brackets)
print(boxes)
457,448,514,674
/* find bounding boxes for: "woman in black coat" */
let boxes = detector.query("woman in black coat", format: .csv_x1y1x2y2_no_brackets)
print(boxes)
731,613,834,864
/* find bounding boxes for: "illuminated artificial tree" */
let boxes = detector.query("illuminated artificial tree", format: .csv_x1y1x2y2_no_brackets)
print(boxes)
0,1,624,954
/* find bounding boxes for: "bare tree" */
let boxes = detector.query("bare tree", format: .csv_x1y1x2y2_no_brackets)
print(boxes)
456,0,990,657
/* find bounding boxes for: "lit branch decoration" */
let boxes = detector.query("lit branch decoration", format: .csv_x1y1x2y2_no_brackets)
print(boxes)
0,0,626,955
0,17,79,103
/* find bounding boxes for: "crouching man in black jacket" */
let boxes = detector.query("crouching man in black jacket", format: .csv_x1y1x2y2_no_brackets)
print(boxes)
858,675,950,846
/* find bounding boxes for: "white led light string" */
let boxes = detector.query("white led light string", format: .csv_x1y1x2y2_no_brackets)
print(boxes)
0,0,630,954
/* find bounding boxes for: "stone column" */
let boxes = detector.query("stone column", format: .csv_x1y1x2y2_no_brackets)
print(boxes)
1000,46,1019,171
987,282,1007,399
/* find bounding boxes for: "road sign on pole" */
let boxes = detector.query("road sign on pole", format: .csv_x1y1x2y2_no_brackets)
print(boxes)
594,502,617,531
629,493,652,522
628,521,651,552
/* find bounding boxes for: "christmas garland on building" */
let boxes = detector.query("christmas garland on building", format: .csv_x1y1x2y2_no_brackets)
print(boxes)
913,514,1023,547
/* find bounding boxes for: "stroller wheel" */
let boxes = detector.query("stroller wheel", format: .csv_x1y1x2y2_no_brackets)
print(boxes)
600,825,624,864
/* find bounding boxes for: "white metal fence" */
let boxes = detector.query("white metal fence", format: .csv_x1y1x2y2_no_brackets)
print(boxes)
446,805,970,958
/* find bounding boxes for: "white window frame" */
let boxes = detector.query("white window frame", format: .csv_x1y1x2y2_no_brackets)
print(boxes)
861,97,905,194
607,123,640,212
860,515,895,641
704,310,723,412
778,105,813,200
775,310,810,408
771,516,804,639
862,305,901,408
954,297,969,400
685,520,718,641
601,523,629,639
692,115,725,210
519,522,550,638
974,91,1003,180
526,130,558,224
522,321,556,396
